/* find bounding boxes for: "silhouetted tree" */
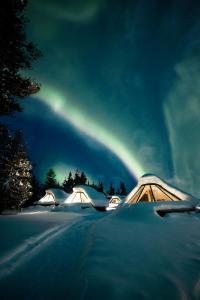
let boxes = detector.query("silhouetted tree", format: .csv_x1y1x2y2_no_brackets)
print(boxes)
89,182,95,189
74,169,81,186
62,171,74,193
44,169,58,190
119,182,127,195
97,182,104,193
80,171,87,185
108,183,115,196
0,0,41,116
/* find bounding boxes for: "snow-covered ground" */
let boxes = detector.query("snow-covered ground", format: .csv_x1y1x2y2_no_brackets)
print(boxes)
1,203,200,300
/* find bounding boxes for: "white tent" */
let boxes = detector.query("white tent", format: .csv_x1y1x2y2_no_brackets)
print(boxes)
126,174,196,205
38,189,69,206
107,196,121,211
63,185,108,211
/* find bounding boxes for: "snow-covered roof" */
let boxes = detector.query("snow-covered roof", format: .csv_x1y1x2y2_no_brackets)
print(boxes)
38,192,56,205
64,185,108,208
47,189,69,201
38,189,69,205
126,174,197,204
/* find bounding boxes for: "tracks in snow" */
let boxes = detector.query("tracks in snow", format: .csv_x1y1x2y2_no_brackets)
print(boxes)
0,216,83,279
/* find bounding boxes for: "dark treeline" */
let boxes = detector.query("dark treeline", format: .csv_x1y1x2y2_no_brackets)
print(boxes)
39,168,128,197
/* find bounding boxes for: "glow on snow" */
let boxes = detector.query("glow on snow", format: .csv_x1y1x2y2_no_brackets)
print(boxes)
35,85,145,179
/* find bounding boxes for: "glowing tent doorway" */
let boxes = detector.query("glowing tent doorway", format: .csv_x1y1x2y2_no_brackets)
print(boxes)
126,175,195,204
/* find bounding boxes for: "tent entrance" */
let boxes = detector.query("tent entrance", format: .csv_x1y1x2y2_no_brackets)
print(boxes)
130,184,180,203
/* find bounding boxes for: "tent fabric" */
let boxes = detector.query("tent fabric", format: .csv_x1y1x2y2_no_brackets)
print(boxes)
64,185,108,208
109,196,121,204
126,175,196,204
38,189,69,206
107,196,122,211
38,190,57,206
49,189,69,204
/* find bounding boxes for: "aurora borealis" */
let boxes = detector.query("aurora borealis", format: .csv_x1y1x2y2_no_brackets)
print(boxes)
7,0,200,194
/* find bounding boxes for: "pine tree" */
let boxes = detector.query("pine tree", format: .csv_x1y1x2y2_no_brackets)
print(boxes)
44,169,58,190
108,183,115,196
97,182,104,192
119,182,127,195
74,169,81,186
80,171,87,185
90,182,95,188
3,131,33,210
0,0,41,116
62,171,74,193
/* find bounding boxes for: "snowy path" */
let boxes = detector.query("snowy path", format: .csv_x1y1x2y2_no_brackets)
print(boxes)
0,210,105,300
0,215,82,279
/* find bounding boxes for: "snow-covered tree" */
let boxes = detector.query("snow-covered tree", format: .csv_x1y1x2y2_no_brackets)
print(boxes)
3,131,33,210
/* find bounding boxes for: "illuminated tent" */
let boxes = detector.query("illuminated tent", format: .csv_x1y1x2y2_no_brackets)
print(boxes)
63,185,108,211
38,189,69,206
107,196,121,211
125,175,195,205
110,196,121,205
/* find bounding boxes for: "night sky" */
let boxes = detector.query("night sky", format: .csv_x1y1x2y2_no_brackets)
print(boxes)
6,0,200,194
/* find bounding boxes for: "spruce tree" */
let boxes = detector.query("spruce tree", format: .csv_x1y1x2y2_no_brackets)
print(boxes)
3,131,32,210
97,182,104,193
108,183,115,196
62,171,74,193
80,171,87,185
0,0,41,116
74,169,81,186
90,182,95,188
119,182,127,195
44,169,58,190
